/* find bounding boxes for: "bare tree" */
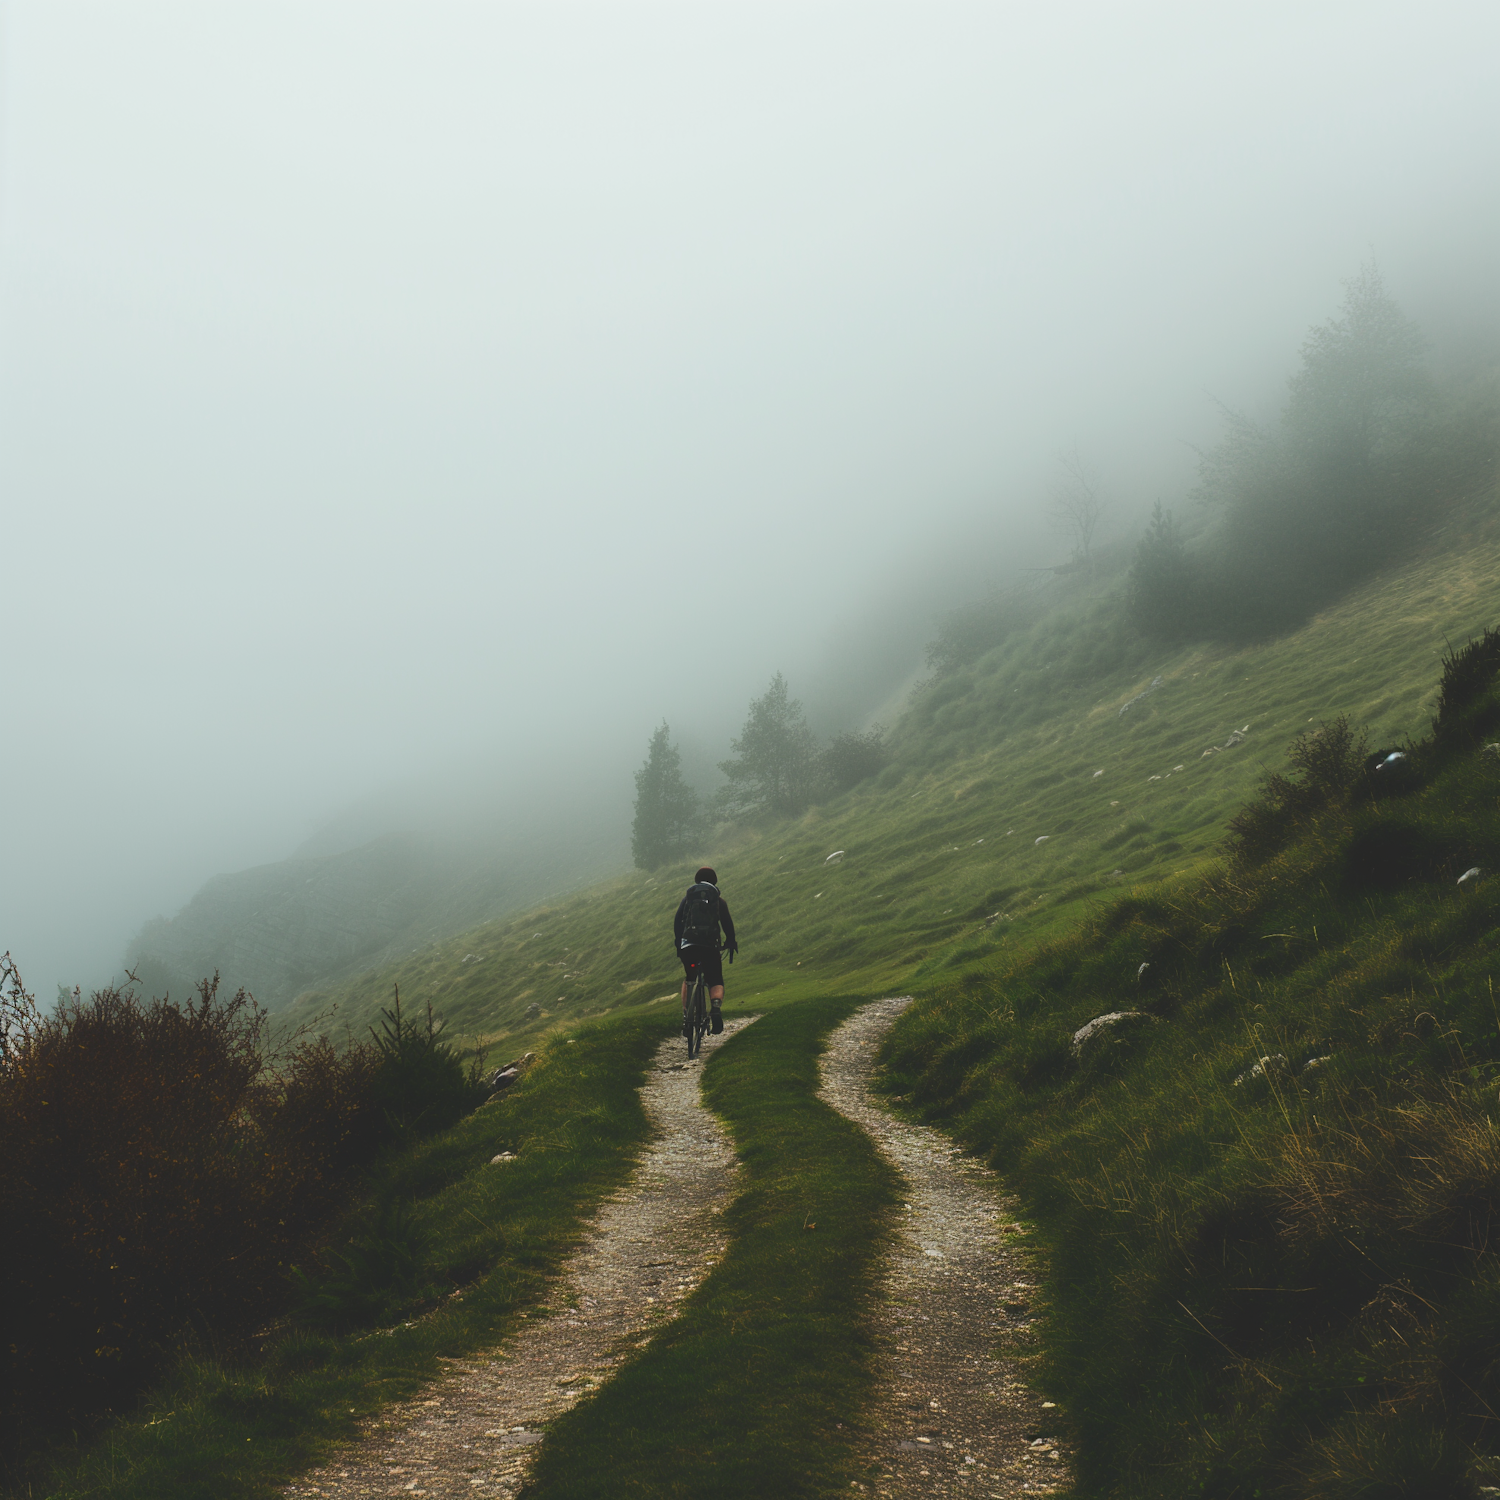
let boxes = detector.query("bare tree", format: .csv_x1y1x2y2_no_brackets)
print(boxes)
1046,442,1105,571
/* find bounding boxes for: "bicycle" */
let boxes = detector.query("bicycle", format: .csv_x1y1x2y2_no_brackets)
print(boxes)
684,960,711,1059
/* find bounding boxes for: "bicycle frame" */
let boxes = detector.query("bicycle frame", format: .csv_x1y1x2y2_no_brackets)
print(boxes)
685,963,711,1059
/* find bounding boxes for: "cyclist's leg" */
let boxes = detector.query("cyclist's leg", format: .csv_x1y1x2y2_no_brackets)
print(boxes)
707,950,726,1033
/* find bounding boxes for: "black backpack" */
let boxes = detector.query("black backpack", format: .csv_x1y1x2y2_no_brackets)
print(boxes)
680,882,721,948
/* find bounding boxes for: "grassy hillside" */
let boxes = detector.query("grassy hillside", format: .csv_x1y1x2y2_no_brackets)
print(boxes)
295,493,1500,1061
883,625,1500,1496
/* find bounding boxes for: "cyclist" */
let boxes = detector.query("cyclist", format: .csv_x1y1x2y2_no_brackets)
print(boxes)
674,865,738,1036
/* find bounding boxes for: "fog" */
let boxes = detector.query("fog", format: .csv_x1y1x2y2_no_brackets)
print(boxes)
3,0,1497,995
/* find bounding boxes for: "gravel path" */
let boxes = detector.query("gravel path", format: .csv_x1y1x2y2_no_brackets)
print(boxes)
820,997,1071,1497
285,1018,754,1500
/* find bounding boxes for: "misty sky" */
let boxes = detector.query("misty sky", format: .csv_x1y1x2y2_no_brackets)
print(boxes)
3,0,1498,994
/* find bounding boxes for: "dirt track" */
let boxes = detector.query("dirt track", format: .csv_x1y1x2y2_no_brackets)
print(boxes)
284,1018,754,1499
820,997,1070,1497
287,1000,1067,1497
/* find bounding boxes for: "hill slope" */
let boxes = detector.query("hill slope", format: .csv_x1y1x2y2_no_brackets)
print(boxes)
295,494,1500,1054
125,811,627,1013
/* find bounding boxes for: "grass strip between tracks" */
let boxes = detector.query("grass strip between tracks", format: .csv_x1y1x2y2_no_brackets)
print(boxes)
12,1012,667,1500
520,993,901,1500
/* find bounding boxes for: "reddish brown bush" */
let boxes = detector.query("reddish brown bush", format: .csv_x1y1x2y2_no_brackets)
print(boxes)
0,962,379,1418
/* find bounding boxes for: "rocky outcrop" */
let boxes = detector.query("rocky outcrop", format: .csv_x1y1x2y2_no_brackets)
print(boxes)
1072,1011,1156,1056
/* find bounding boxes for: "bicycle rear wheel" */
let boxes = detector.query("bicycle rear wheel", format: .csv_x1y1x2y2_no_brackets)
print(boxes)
687,971,708,1058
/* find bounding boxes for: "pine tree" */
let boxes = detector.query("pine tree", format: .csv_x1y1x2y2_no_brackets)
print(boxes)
631,724,702,870
718,674,822,817
1127,501,1197,639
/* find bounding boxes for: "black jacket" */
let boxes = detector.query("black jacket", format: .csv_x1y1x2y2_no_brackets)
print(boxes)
673,885,737,952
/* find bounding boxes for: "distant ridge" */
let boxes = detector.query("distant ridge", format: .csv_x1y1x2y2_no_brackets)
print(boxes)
124,823,626,1012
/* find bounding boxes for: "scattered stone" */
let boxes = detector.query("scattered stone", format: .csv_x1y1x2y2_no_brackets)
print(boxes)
1034,835,1050,846
1071,1011,1155,1056
1118,675,1164,717
490,1152,516,1165
486,1052,537,1095
1234,1054,1291,1086
1092,769,1104,778
1224,726,1249,748
1136,962,1150,980
1301,1055,1333,1074
1483,744,1500,759
1459,866,1483,887
825,850,846,864
523,1002,541,1020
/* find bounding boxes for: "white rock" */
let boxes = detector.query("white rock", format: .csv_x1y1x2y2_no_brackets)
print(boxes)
1234,1054,1290,1086
1459,866,1483,886
825,850,846,863
1034,835,1050,845
1092,769,1104,778
1137,962,1150,980
1071,1011,1155,1055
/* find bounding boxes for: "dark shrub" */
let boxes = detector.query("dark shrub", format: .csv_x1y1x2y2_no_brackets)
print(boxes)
366,986,488,1139
1433,625,1500,747
1226,716,1369,865
0,964,423,1422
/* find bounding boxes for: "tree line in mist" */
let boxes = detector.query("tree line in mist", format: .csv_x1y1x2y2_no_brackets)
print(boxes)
924,265,1494,674
630,677,887,869
633,264,1497,870
1128,264,1491,641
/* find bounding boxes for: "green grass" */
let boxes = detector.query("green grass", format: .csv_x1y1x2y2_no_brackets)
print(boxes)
32,483,1500,1497
10,1013,667,1500
880,635,1500,1497
294,493,1500,1064
521,995,899,1500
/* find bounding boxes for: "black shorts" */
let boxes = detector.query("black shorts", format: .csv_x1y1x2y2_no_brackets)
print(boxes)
678,946,724,989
